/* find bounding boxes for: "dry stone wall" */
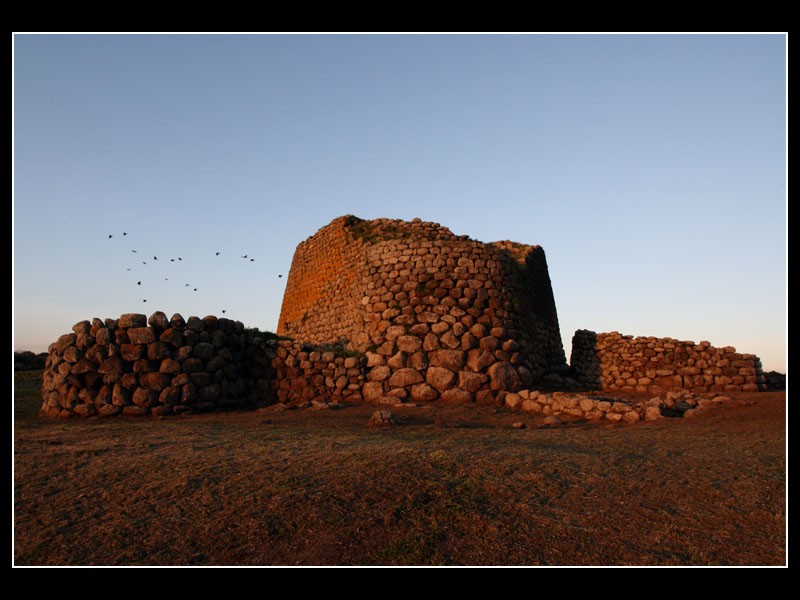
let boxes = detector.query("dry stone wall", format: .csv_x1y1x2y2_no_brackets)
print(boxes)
40,312,276,418
570,330,765,394
278,215,567,405
40,312,370,418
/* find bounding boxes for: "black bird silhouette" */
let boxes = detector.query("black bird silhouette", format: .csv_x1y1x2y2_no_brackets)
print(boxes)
153,256,158,260
193,288,197,292
222,310,226,314
126,268,131,271
170,259,175,262
108,234,113,239
250,258,254,262
123,232,127,236
137,281,141,285
142,261,147,265
216,252,221,256
132,250,137,253
178,257,182,261
278,274,283,278
242,255,247,258
165,278,169,281
143,299,147,303
185,284,190,287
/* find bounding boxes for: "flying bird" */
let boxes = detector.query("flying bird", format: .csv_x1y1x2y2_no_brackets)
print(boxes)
137,281,141,286
222,310,226,314
185,284,190,287
193,288,197,292
278,274,282,278
153,256,158,260
142,261,147,265
123,232,127,236
126,268,131,271
170,259,175,262
165,278,169,281
132,250,137,253
143,299,147,303
178,257,182,261
216,252,221,256
108,234,113,239
242,255,247,258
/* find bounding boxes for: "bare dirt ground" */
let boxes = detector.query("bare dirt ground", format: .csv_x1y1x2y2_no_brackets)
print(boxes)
13,371,786,566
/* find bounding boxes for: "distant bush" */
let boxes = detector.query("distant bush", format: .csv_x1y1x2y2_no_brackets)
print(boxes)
14,351,47,371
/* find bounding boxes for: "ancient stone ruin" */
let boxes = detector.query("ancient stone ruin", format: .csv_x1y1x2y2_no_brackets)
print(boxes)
570,330,765,394
39,214,767,419
278,215,567,404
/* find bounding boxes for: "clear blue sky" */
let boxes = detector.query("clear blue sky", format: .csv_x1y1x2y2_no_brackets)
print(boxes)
13,34,786,372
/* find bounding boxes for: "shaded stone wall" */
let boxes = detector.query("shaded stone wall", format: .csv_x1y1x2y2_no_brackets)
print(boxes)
277,215,567,404
271,340,367,404
40,312,275,418
570,330,766,394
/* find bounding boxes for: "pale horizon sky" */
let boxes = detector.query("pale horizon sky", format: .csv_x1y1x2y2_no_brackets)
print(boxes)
13,33,787,372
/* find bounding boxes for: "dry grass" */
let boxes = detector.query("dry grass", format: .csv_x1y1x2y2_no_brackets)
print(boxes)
14,371,786,566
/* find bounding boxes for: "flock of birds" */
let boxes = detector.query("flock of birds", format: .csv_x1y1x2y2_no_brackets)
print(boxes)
107,232,283,315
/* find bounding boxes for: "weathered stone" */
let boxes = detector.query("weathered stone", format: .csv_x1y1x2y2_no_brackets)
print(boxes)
111,384,131,406
362,381,384,402
120,344,143,361
408,351,429,371
159,328,183,347
387,351,406,369
148,311,170,331
396,335,422,353
70,358,95,375
428,349,465,370
191,343,214,361
123,405,148,416
644,406,662,420
426,367,456,392
98,356,126,374
458,370,487,393
182,358,205,373
118,313,147,328
368,365,391,381
98,404,122,416
159,386,181,406
198,384,220,403
388,368,424,388
410,383,438,402
186,316,204,332
440,388,474,403
505,393,522,409
488,361,521,392
127,327,155,345
132,388,157,408
73,404,97,417
423,333,440,352
466,349,495,372
170,314,186,331
366,352,385,367
181,383,197,405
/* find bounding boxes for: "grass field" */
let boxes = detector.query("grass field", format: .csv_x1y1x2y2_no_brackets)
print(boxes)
13,370,786,566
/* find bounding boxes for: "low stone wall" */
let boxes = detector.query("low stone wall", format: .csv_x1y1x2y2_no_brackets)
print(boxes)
40,313,276,418
271,341,367,404
570,330,765,394
504,389,736,423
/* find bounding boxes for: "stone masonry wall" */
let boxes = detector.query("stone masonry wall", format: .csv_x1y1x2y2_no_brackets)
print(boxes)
277,215,567,405
570,330,766,394
40,312,276,418
41,313,370,418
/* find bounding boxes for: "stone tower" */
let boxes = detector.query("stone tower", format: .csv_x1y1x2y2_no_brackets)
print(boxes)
278,215,566,402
